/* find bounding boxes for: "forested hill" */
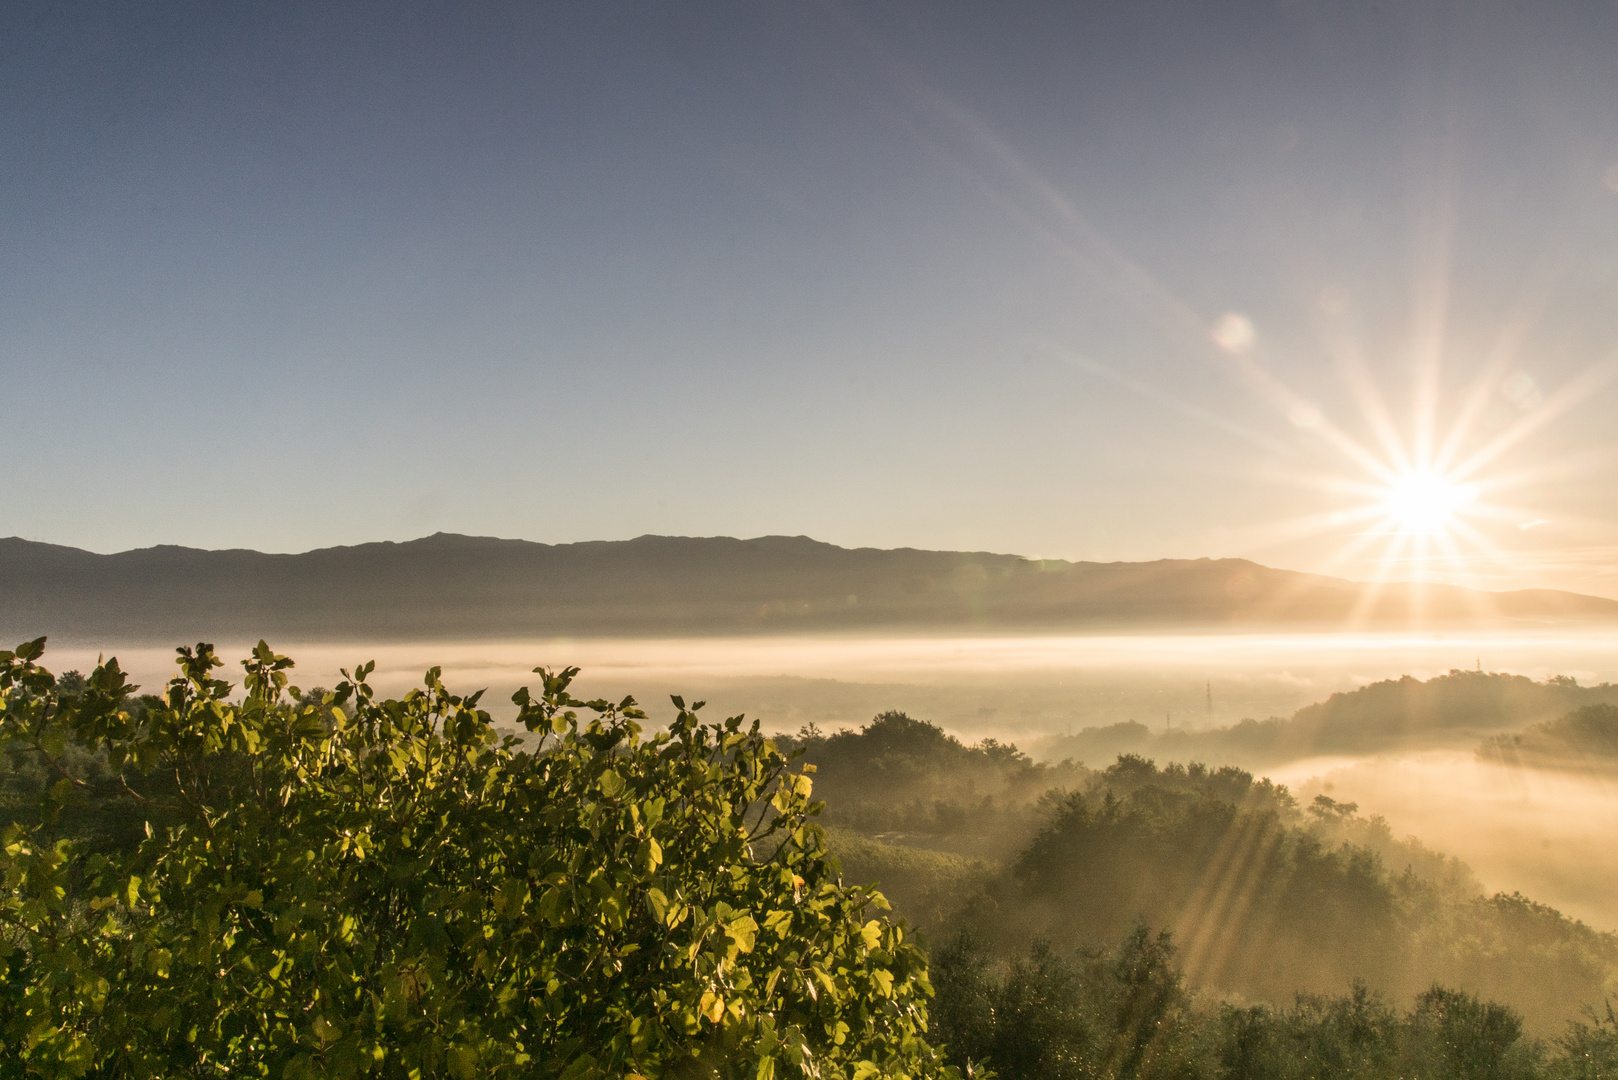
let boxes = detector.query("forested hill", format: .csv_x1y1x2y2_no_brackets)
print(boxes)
1040,669,1618,766
4,532,1617,642
776,711,1618,1038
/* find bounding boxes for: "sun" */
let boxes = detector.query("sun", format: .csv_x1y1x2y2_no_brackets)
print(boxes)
1379,470,1479,535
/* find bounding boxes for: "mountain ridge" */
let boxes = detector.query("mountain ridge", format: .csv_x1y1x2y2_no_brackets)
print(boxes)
3,532,1615,642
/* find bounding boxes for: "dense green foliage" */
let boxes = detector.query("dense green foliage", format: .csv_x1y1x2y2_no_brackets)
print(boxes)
777,712,1082,860
0,640,954,1079
819,831,987,938
932,929,1618,1079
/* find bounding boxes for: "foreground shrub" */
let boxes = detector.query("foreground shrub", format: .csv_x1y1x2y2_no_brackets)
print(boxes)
0,639,954,1079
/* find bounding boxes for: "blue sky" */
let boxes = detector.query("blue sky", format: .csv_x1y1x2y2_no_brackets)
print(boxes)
6,1,1618,594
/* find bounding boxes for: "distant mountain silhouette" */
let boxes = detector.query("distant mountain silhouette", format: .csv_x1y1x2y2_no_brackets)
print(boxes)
3,532,1615,642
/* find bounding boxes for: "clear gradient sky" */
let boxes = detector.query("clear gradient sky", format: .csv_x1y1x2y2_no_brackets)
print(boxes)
6,2,1618,594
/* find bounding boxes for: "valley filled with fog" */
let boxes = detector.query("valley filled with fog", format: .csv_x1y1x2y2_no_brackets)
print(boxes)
51,630,1618,932
53,629,1618,733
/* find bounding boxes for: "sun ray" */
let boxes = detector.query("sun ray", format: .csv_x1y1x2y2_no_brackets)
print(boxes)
1427,530,1503,618
1174,814,1282,989
1318,310,1414,475
1432,277,1556,474
1404,131,1463,474
1477,443,1618,493
1345,532,1417,629
1451,358,1618,481
1042,344,1295,456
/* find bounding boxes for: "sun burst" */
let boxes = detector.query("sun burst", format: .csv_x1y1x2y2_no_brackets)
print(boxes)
1187,282,1617,613
908,87,1615,606
1201,298,1618,618
1378,470,1479,536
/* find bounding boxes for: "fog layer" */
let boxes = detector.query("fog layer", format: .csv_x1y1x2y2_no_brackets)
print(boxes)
43,631,1618,934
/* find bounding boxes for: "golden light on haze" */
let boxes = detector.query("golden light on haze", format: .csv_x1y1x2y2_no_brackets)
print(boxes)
48,631,1618,731
44,633,1618,932
1291,751,1618,932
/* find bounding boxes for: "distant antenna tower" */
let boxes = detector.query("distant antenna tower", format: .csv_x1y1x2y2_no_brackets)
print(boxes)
1166,711,1171,734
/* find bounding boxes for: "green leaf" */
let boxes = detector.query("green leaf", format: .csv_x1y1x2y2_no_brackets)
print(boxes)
41,727,67,759
557,1053,600,1080
446,1046,478,1080
727,915,758,954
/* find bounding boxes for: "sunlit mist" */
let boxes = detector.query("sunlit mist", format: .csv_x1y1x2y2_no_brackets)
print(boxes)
1295,751,1618,932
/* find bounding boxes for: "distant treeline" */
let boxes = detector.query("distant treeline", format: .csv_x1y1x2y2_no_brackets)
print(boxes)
1480,702,1618,771
774,711,1086,860
1038,669,1618,767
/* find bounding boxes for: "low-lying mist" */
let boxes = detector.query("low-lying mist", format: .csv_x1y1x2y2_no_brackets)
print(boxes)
1289,752,1618,931
40,629,1618,940
45,628,1618,739
20,627,1618,1043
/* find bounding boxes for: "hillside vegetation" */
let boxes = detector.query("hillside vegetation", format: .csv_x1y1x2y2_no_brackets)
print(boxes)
1481,702,1618,770
8,637,1618,1078
1040,669,1618,767
930,935,1618,1080
794,711,1618,1040
776,712,1085,860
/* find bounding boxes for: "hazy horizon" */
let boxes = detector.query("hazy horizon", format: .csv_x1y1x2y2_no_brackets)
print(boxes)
30,628,1618,935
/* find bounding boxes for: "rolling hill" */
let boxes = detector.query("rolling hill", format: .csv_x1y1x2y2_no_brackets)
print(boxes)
3,532,1616,642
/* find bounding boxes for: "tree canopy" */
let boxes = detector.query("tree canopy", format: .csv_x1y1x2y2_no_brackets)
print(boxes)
0,639,955,1080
